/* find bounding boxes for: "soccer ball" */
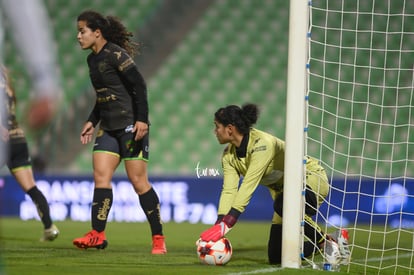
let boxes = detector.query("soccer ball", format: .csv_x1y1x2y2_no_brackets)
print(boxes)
196,237,232,265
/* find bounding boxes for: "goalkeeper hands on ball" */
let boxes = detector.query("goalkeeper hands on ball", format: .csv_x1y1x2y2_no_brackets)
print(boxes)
200,210,240,242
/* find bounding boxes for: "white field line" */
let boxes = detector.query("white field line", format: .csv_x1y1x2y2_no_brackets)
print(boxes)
224,253,413,275
225,267,285,275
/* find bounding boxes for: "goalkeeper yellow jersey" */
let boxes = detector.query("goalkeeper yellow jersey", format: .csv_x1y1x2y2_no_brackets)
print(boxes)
218,127,324,215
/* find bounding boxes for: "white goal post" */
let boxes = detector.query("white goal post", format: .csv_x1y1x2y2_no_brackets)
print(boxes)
283,0,414,273
282,0,309,269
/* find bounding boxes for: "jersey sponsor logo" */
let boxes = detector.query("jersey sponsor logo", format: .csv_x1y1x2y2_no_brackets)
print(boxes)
253,145,267,152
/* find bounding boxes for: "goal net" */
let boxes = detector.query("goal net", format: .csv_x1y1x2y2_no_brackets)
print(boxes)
306,0,414,273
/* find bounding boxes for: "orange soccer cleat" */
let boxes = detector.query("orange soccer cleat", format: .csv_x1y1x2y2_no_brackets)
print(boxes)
73,229,108,249
151,235,167,254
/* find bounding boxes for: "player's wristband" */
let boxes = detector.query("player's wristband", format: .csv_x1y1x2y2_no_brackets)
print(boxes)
222,207,241,228
222,214,237,228
215,215,225,225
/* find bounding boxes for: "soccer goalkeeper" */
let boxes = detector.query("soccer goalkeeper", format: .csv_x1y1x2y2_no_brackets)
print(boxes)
199,103,350,265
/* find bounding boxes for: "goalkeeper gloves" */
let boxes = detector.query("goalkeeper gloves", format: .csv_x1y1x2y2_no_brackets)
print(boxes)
200,214,237,242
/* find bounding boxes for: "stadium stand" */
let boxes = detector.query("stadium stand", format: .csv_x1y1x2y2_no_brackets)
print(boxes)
3,0,410,177
3,0,289,175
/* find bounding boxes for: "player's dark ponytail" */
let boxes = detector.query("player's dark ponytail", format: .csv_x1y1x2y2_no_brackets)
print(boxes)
241,103,259,127
214,103,259,135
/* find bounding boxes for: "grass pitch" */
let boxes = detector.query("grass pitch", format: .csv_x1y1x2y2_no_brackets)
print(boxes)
0,218,411,274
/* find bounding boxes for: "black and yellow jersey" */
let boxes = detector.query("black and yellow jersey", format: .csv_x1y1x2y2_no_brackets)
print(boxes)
86,42,148,131
1,68,25,144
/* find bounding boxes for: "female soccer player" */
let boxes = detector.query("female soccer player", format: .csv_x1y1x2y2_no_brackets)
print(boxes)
72,10,166,254
199,103,350,265
0,67,59,241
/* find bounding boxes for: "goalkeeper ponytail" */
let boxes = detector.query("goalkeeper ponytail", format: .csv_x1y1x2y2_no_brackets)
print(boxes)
214,103,260,135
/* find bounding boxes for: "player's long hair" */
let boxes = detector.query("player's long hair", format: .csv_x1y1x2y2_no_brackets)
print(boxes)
77,10,140,57
214,103,259,135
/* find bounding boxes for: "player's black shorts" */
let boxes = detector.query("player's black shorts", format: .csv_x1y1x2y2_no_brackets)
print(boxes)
7,141,32,171
0,126,31,171
93,126,149,161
